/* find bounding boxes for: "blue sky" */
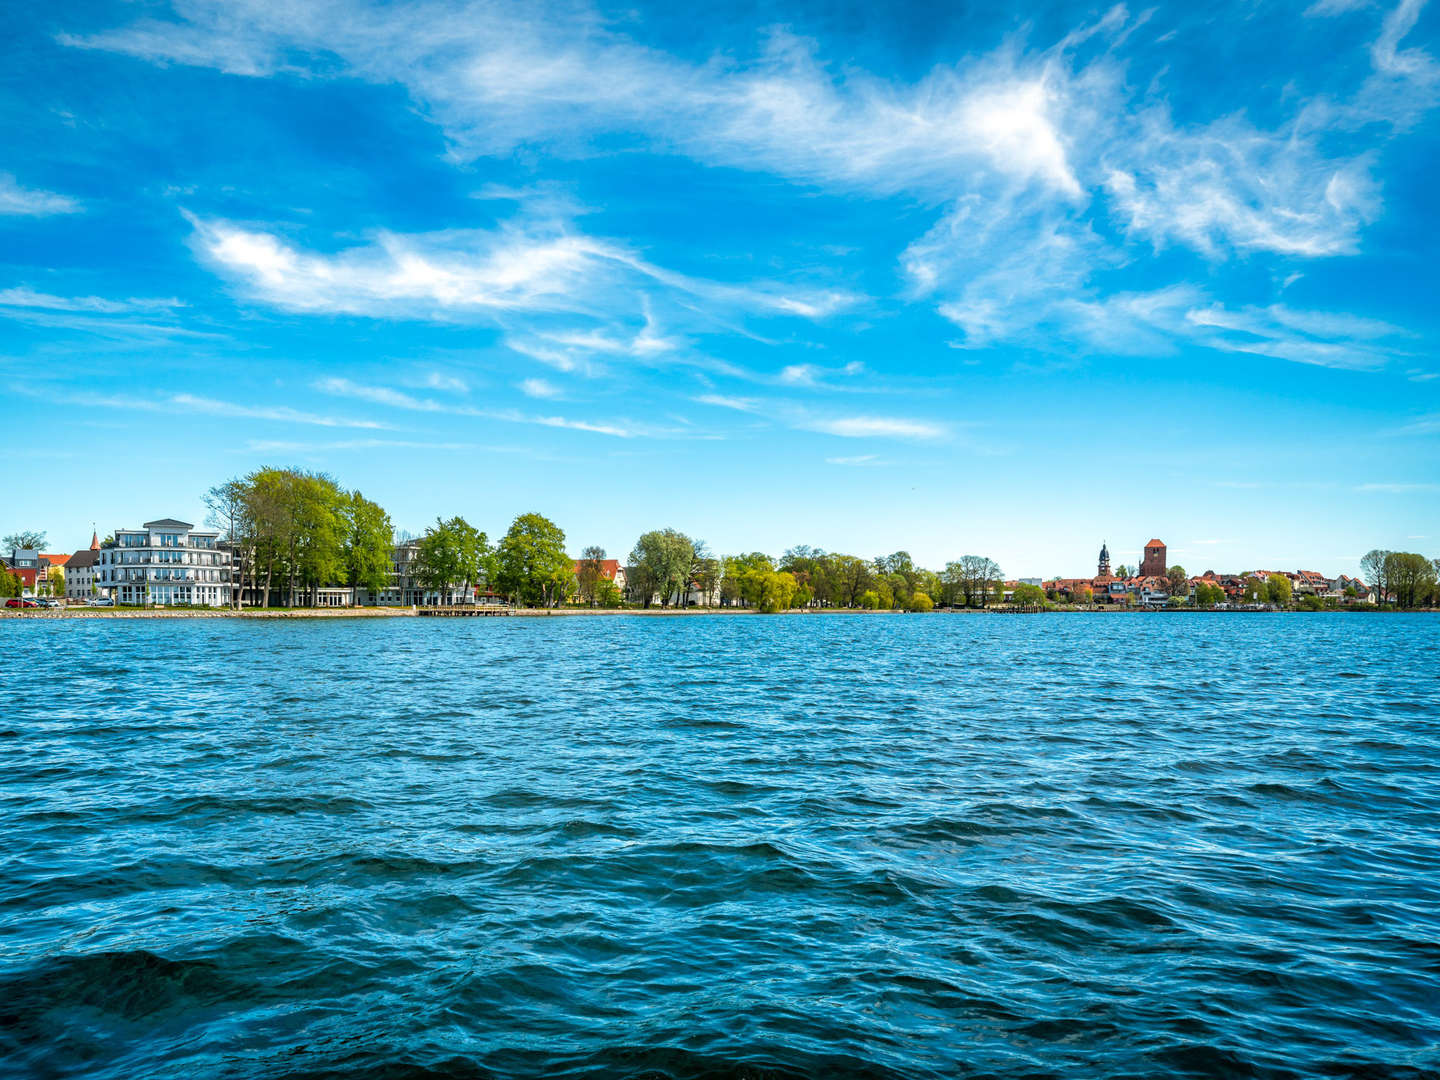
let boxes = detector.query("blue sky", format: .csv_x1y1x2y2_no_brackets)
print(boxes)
3,0,1438,577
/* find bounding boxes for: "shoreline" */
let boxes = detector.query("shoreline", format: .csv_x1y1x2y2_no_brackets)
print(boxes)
2,606,1431,620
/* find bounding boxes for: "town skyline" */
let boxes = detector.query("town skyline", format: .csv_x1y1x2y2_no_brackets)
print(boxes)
4,1,1439,577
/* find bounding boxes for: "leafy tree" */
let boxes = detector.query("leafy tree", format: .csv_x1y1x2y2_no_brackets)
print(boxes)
1166,565,1189,597
1360,549,1392,605
343,491,393,601
1383,551,1437,609
754,569,798,613
858,589,880,610
830,554,871,608
1012,583,1046,606
2,531,46,551
687,540,718,607
630,529,694,607
0,570,20,598
205,478,253,608
908,591,934,613
47,566,65,597
1299,593,1326,611
1115,564,1132,579
577,545,607,605
596,578,623,608
1266,573,1293,606
496,512,572,607
1194,582,1224,608
412,516,488,605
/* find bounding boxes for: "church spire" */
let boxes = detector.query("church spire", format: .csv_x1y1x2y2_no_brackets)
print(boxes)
1098,541,1111,578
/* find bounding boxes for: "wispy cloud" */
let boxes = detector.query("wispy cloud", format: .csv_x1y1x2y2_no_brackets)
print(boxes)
316,375,661,438
802,415,948,440
0,174,80,216
0,287,181,312
43,390,390,429
825,454,883,466
517,377,561,399
1356,481,1440,492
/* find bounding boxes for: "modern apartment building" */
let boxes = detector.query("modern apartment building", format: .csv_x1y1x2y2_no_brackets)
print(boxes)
94,518,233,607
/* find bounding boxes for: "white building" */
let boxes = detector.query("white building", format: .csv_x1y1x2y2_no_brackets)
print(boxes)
95,518,233,607
65,549,98,600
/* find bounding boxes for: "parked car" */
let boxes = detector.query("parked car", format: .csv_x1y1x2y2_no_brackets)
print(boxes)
5,598,38,608
87,597,116,607
35,597,60,608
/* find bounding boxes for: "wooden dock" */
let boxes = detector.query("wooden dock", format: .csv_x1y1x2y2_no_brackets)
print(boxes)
417,606,513,617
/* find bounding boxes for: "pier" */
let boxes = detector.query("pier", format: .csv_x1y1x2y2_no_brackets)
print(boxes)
417,606,513,617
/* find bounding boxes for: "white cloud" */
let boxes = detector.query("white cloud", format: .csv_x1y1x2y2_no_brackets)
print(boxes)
58,390,390,429
802,415,948,440
0,287,180,312
825,454,881,466
0,174,81,216
517,377,561,398
1356,481,1440,492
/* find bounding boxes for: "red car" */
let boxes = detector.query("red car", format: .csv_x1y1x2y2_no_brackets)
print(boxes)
4,598,37,608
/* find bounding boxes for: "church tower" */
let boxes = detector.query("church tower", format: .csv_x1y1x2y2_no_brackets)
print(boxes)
1140,539,1167,578
1097,542,1111,578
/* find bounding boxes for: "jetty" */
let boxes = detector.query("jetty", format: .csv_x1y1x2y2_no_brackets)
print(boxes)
417,606,513,617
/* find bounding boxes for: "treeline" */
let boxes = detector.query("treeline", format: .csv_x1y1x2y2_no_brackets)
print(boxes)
1362,549,1440,610
203,468,1009,610
206,469,394,608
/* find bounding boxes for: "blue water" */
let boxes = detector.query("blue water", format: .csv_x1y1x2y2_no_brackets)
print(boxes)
2,613,1439,1079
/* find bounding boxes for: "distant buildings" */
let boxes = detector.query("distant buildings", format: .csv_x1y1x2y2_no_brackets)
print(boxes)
1040,536,1376,607
94,519,233,607
1,548,48,596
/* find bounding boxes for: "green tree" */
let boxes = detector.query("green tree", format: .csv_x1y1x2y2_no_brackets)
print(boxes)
1299,593,1326,611
755,569,798,613
629,529,695,607
1360,549,1392,605
1384,551,1438,609
596,578,623,608
496,512,572,607
0,570,20,598
1166,565,1189,598
1012,583,1046,606
907,591,934,612
412,516,488,605
343,491,393,602
47,565,65,597
858,589,880,610
1266,573,1293,606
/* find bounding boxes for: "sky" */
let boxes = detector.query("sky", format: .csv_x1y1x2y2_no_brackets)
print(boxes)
2,0,1438,578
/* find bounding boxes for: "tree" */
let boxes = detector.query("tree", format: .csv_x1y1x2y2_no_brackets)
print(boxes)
1194,582,1224,608
858,589,880,610
1012,583,1046,606
47,566,65,597
908,591,934,613
595,578,623,608
1383,551,1437,609
1266,573,1293,607
755,569,798,613
1075,586,1094,607
2,531,46,551
1361,549,1392,605
830,554,872,608
577,545,607,605
206,478,253,609
1115,564,1132,579
686,540,717,607
0,570,19,598
629,529,694,607
496,512,572,607
412,516,488,605
343,491,393,601
1166,565,1189,597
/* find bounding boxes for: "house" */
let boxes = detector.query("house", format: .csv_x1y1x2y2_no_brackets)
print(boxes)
65,548,99,599
94,519,233,607
573,558,627,596
2,549,49,596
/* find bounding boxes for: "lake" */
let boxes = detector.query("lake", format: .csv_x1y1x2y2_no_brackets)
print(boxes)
2,613,1438,1078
